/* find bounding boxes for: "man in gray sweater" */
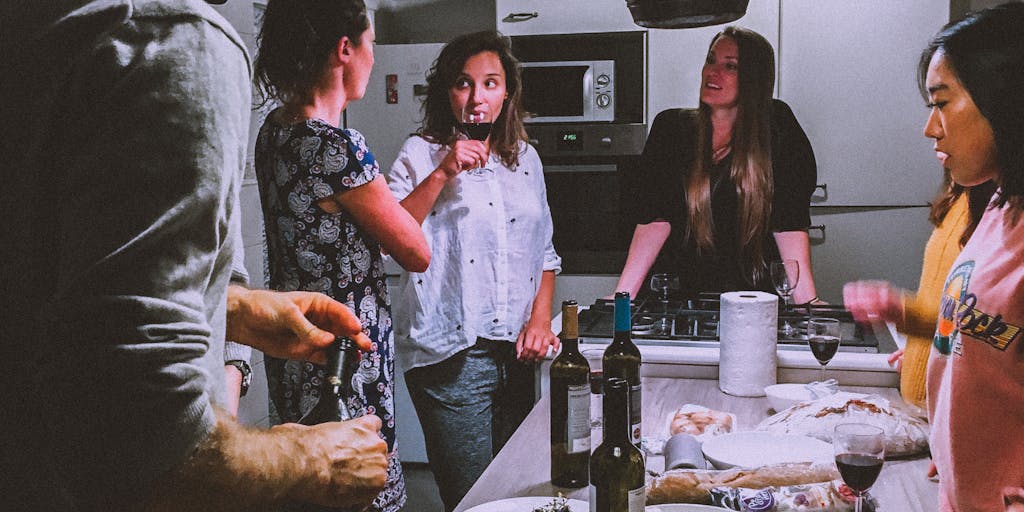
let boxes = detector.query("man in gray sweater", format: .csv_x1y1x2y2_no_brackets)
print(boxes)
0,0,388,510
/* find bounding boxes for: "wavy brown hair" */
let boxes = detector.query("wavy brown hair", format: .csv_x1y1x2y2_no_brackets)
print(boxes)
685,26,776,285
253,0,370,106
420,31,528,168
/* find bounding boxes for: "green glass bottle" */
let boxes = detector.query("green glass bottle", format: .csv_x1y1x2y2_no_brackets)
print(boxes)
589,377,646,512
299,337,362,424
550,300,590,488
603,291,642,447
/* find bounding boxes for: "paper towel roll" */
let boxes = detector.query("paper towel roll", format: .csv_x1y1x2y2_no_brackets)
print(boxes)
719,291,778,397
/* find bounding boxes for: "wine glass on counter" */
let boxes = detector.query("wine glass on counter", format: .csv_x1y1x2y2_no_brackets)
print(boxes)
770,259,800,337
460,103,493,180
807,317,842,382
649,273,679,335
834,423,886,512
582,348,604,429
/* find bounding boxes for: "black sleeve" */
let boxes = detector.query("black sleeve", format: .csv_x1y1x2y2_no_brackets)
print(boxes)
630,108,695,226
769,99,817,232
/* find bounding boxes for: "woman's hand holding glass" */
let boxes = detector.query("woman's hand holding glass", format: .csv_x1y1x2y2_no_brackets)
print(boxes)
437,140,489,179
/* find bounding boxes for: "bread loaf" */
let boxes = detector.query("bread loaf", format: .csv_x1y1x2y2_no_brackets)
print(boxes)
646,462,840,505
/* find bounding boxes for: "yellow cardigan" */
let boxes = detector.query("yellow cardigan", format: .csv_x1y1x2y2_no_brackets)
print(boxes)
897,193,970,409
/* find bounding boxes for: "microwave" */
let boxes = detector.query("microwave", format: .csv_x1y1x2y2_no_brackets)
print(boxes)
520,60,615,123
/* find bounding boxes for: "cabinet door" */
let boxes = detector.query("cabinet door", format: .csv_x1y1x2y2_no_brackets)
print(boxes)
808,207,933,304
779,0,949,206
647,0,780,122
496,0,640,35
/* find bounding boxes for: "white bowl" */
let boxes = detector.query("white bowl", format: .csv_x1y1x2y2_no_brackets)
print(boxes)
764,383,815,412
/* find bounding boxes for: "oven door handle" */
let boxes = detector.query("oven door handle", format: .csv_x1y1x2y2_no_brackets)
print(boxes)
503,12,539,22
545,164,618,174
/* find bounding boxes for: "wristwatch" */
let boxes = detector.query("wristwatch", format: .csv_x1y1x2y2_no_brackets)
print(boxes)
226,359,253,397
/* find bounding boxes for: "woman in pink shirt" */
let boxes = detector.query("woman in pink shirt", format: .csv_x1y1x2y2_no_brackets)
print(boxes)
918,3,1024,510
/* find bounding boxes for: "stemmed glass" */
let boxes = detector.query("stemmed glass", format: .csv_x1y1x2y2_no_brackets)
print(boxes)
649,273,679,335
807,317,842,382
770,259,800,337
834,423,886,512
460,103,492,180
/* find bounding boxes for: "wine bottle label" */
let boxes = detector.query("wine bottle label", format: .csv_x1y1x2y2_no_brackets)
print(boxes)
627,486,646,512
629,384,642,445
567,383,591,453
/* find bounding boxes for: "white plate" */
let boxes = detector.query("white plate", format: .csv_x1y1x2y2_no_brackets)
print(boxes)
463,496,588,512
646,505,731,511
701,431,832,469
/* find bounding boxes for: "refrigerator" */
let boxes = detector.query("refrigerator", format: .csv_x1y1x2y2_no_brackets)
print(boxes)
345,43,445,464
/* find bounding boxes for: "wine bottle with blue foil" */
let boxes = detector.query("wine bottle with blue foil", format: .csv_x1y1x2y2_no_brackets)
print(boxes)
550,300,590,488
603,291,642,447
589,377,646,512
299,336,363,424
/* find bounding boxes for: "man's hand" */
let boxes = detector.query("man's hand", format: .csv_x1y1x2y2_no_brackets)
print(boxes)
226,285,372,364
278,416,389,508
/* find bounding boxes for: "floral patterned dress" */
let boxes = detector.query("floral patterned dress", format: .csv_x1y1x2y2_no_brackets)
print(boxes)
255,113,405,511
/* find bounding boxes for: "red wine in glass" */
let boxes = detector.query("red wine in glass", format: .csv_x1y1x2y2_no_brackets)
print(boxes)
462,122,492,141
809,335,841,365
835,453,884,493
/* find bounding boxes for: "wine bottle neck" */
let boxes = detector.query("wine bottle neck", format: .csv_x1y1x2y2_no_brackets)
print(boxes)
614,293,631,333
603,382,632,444
560,336,580,354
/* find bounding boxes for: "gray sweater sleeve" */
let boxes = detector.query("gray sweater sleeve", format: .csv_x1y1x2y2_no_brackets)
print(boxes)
34,1,253,506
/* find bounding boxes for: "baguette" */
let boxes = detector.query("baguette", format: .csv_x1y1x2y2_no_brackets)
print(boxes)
646,462,840,505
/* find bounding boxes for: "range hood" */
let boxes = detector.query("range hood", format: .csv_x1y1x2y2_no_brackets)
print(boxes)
626,0,750,29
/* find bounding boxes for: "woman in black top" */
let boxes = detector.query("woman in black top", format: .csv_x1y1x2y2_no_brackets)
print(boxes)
614,26,821,301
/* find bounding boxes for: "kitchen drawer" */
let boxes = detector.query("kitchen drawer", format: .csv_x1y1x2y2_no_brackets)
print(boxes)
496,0,641,35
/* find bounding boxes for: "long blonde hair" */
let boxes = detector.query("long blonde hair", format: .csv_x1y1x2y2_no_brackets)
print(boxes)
685,27,776,285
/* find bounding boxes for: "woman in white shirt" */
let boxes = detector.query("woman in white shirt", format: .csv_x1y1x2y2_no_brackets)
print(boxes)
387,30,561,511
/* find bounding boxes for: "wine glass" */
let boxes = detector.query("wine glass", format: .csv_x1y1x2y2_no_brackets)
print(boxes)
582,348,604,429
807,317,842,382
649,273,679,335
834,423,886,512
770,259,800,337
460,103,492,180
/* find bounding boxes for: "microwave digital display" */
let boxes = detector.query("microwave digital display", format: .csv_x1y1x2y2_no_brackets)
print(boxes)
557,131,584,151
521,66,587,118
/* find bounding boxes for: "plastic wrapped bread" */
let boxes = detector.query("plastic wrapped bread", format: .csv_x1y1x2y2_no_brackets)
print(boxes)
646,462,840,505
708,480,875,511
755,393,929,457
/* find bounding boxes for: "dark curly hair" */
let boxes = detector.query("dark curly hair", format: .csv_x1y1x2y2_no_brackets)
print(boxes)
918,1,1024,218
420,30,528,169
253,0,370,105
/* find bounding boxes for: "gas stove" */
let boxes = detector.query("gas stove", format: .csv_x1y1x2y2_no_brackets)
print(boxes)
577,294,880,353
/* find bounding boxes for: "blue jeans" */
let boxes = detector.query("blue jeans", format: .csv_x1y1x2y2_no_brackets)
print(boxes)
405,338,536,511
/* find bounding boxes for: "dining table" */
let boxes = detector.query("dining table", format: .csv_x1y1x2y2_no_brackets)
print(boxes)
454,377,937,511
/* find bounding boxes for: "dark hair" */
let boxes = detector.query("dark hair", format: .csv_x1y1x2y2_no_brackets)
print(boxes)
254,0,370,105
687,26,776,285
929,173,998,246
420,30,528,168
918,2,1024,217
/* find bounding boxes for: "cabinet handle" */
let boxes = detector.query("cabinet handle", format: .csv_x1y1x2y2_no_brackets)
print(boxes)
811,183,829,203
503,11,539,22
811,223,827,242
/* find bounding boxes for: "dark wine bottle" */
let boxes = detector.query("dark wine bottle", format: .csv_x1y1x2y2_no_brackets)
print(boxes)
550,300,590,488
299,336,362,424
603,291,642,447
589,377,646,512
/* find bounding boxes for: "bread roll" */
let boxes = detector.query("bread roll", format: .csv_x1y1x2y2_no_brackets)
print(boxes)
646,462,840,505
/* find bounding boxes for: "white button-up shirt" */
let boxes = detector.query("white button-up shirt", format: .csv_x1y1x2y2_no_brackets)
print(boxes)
387,136,561,371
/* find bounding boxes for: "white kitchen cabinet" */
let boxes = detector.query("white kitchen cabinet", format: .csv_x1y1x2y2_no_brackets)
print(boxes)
646,0,780,122
779,0,949,206
808,207,933,304
495,0,639,35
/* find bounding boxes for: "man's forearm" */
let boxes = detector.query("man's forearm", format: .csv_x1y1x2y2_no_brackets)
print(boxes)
140,408,300,512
